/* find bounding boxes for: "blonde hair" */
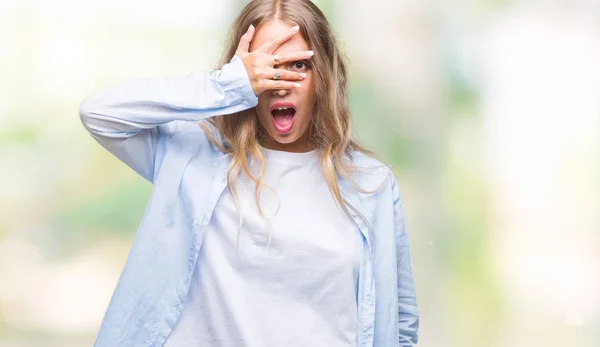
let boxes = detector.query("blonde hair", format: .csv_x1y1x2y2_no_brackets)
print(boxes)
198,0,382,237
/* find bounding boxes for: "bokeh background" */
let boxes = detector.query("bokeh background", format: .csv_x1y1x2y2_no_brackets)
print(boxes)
1,0,598,346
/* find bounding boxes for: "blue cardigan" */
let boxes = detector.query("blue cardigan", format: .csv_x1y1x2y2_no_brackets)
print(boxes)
79,56,419,347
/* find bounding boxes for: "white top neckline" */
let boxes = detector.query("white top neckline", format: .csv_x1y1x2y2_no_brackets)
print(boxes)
260,146,319,165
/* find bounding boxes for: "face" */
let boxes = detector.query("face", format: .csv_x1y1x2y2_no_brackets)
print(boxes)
249,19,315,153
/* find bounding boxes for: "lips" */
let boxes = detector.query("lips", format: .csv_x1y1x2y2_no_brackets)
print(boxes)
270,102,296,134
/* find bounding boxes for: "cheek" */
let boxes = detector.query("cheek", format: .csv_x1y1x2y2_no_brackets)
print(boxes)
299,78,316,112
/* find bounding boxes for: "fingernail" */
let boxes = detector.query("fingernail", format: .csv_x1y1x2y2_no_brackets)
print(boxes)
294,83,302,88
291,25,299,32
299,73,307,79
306,50,314,57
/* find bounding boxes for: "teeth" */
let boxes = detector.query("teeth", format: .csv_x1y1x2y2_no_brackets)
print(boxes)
275,107,291,110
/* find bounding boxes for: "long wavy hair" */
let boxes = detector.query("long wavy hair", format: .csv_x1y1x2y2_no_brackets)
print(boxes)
198,0,381,238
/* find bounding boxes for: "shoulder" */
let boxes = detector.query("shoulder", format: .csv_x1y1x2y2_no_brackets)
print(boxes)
348,151,389,172
347,150,396,194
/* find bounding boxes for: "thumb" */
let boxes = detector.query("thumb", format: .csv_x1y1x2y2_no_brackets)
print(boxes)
236,24,255,55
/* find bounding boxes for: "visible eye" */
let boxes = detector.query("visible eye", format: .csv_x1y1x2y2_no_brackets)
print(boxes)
289,60,310,71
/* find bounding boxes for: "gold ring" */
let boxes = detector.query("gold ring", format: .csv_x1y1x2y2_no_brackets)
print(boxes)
273,54,280,65
273,68,281,80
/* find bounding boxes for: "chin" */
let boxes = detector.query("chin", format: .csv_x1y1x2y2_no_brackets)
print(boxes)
269,131,300,143
261,126,311,152
266,133,303,148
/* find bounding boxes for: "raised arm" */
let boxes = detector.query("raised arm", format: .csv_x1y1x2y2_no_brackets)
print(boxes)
79,55,257,182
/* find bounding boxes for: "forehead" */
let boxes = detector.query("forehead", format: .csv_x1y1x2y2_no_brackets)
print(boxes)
249,19,310,54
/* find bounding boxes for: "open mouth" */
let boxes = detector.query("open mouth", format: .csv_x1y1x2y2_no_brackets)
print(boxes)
270,104,296,134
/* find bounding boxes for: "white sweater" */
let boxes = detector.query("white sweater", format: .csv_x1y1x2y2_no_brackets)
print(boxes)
164,147,361,347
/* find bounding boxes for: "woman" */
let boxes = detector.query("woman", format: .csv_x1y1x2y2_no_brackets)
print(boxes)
79,0,418,346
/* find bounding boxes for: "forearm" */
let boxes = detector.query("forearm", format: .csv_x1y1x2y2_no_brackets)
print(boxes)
78,55,257,181
79,56,257,137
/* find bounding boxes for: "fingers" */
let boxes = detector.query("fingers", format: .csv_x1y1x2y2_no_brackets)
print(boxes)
261,80,303,91
259,25,300,53
252,76,302,96
237,24,310,96
270,68,307,81
236,24,255,55
270,51,314,67
252,68,304,95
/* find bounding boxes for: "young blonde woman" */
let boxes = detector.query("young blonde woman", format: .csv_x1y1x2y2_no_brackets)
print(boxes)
79,0,418,346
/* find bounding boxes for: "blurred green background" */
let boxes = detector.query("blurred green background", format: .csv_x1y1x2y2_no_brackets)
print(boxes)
1,0,598,346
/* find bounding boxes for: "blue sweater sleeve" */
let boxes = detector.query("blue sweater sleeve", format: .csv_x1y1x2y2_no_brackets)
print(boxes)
79,55,257,182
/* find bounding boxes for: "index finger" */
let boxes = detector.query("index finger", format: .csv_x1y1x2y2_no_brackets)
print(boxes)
258,25,300,53
236,24,255,55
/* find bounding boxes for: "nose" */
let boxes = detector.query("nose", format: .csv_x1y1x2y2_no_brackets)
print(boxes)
272,89,291,97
